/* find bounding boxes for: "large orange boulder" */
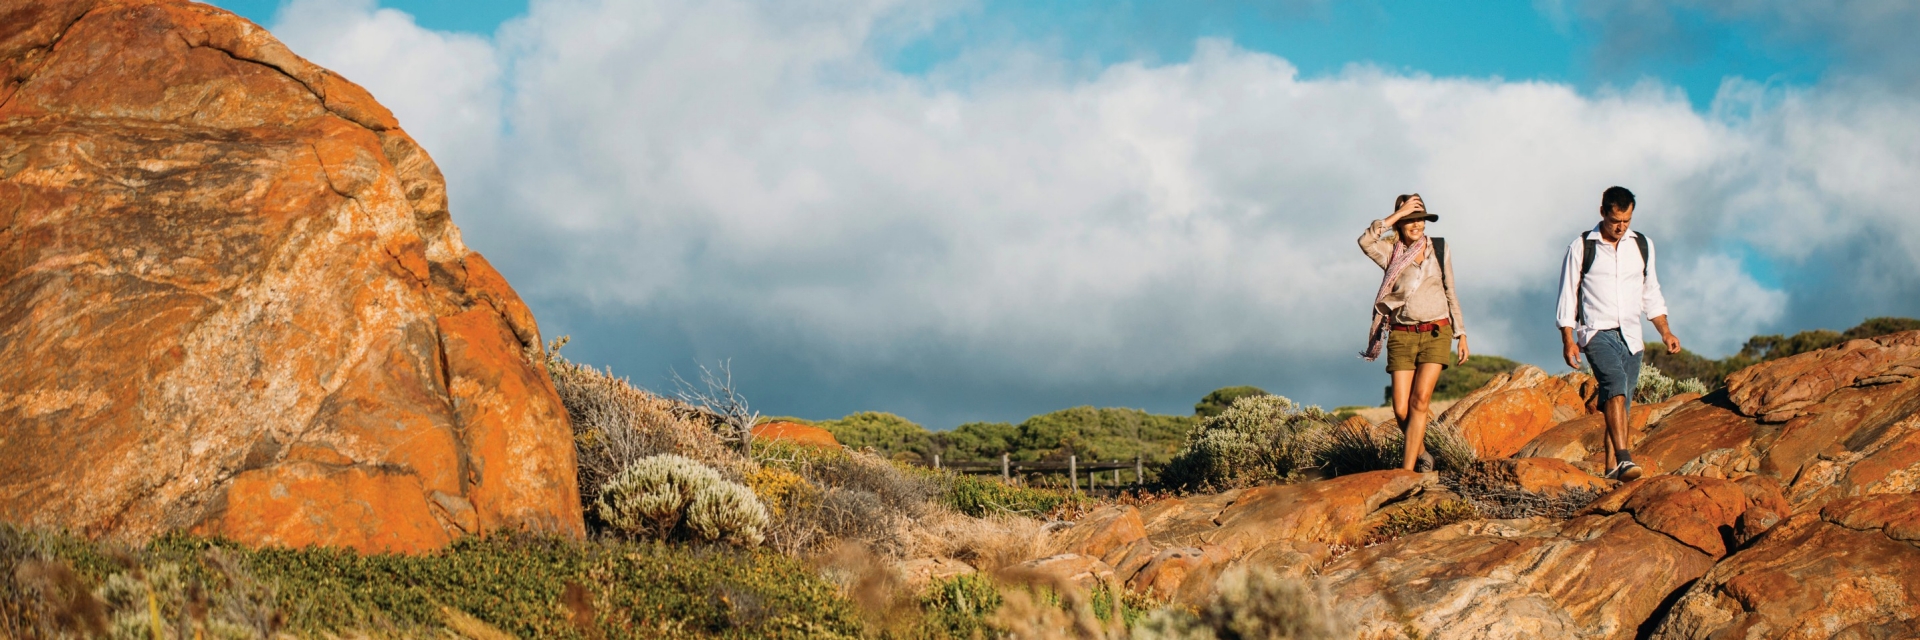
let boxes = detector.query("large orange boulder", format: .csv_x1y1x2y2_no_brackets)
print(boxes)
1437,366,1595,459
1650,492,1920,639
750,421,840,449
1322,475,1772,639
0,0,582,551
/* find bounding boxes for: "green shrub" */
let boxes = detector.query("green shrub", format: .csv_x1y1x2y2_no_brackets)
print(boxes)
1162,395,1335,491
1133,566,1345,640
814,412,935,462
1194,386,1270,418
597,454,770,546
917,573,1002,638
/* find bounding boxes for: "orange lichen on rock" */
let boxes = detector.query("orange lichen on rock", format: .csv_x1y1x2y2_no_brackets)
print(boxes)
0,0,581,551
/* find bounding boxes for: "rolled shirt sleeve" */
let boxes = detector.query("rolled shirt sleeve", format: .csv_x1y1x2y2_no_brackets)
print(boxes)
1554,239,1582,330
1358,219,1393,268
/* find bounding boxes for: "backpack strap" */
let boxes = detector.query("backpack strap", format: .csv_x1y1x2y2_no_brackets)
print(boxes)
1433,237,1457,329
1577,233,1598,326
1634,232,1650,277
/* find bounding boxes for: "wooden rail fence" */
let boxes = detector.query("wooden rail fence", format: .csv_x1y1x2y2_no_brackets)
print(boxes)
919,453,1160,493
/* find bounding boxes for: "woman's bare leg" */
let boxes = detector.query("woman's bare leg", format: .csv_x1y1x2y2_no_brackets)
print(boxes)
1390,370,1416,429
1403,362,1446,470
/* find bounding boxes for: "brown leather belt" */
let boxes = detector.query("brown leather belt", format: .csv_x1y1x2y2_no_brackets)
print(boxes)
1389,318,1450,333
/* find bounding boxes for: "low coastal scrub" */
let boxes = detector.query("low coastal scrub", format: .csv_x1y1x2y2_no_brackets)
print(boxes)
936,472,1087,519
1,527,863,639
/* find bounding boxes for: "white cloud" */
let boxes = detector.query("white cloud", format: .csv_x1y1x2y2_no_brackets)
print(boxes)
1661,253,1787,356
264,0,1920,421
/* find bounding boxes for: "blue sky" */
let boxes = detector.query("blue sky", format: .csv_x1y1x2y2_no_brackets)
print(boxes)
217,0,1919,427
218,0,1825,110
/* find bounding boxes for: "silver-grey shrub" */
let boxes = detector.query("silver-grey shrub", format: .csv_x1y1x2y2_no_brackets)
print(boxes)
1162,395,1335,490
596,454,770,546
1636,363,1709,405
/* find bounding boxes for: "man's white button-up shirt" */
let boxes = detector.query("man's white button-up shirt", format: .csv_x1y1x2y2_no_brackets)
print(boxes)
1555,226,1668,355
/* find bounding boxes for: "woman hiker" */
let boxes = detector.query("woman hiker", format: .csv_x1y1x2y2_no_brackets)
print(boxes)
1358,194,1469,473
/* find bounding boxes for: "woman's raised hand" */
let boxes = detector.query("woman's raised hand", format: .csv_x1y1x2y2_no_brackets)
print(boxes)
1390,195,1425,222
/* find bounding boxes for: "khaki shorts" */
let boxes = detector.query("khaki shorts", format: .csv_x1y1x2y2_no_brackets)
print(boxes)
1386,324,1455,373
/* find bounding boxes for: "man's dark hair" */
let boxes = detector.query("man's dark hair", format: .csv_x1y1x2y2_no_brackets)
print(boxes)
1601,186,1635,214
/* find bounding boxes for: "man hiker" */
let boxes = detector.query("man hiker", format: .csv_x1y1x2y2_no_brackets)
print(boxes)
1555,186,1681,481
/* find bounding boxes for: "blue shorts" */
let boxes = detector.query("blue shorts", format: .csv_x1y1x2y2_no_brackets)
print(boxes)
1584,328,1640,415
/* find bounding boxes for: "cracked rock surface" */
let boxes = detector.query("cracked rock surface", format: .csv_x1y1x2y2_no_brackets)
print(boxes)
0,0,582,551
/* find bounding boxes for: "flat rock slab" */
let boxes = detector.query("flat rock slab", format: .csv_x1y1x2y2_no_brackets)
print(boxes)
1652,493,1920,639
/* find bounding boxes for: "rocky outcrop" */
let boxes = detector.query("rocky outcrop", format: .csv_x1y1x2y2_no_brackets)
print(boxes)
0,0,581,551
1437,366,1595,459
1628,332,1920,511
1322,476,1774,639
1652,493,1920,639
1726,332,1920,423
1056,471,1429,603
1513,393,1697,472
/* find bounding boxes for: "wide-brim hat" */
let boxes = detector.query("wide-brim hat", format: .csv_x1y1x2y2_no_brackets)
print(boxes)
1398,212,1439,224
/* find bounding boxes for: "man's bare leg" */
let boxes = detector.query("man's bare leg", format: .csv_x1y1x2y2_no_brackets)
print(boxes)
1605,394,1630,466
1403,363,1445,471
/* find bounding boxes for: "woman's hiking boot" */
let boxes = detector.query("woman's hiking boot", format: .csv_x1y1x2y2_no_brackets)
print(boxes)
1415,451,1435,473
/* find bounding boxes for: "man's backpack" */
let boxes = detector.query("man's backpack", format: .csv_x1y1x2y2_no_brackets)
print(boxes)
1575,231,1650,326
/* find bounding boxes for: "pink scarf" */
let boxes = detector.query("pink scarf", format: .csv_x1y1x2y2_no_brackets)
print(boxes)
1360,237,1428,361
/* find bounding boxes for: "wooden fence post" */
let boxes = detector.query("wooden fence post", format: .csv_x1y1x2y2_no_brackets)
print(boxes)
933,454,940,470
1135,455,1144,487
1069,455,1078,494
1001,453,1010,481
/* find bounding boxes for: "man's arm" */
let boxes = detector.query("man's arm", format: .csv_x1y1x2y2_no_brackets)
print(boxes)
1561,327,1580,369
1642,237,1679,353
1651,315,1680,354
1555,242,1583,369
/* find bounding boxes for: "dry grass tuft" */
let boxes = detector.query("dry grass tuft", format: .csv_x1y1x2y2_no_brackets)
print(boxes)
1444,463,1608,520
547,337,737,510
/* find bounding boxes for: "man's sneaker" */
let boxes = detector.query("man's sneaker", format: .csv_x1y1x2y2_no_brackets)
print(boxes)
1605,461,1644,481
1414,451,1435,473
